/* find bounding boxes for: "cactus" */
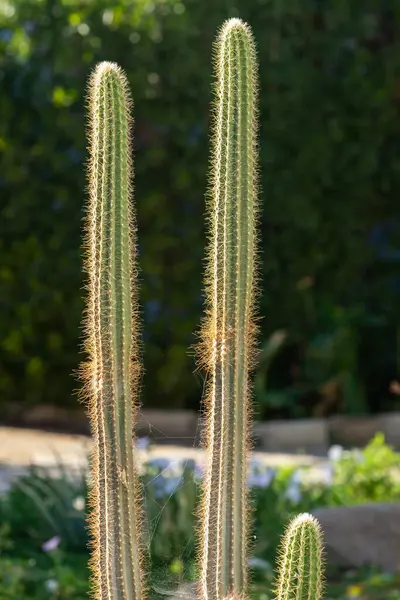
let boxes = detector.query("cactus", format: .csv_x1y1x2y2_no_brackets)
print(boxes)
81,61,146,600
274,513,325,600
80,22,326,600
196,18,259,600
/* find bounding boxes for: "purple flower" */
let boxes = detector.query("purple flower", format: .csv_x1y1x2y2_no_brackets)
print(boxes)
194,461,204,482
247,460,276,488
146,458,171,471
284,470,303,503
145,458,185,498
157,475,183,497
42,535,61,552
319,464,334,486
136,436,150,450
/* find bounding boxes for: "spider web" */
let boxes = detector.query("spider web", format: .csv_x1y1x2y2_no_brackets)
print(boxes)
136,375,207,600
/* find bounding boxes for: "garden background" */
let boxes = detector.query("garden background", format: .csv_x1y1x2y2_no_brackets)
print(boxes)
1,0,400,420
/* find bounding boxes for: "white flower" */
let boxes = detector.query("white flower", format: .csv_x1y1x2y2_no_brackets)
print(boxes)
352,449,365,463
72,496,85,511
319,464,333,486
45,579,59,592
328,445,344,462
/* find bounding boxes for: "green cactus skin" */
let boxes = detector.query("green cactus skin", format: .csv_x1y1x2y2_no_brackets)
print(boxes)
274,513,325,600
81,62,146,600
196,18,260,600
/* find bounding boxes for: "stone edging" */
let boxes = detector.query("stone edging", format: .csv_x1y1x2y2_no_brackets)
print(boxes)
2,404,400,453
253,414,400,455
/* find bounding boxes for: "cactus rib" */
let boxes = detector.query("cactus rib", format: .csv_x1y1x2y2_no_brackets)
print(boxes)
196,18,260,600
81,61,146,600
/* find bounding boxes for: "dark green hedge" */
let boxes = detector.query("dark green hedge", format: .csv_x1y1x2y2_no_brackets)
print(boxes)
1,0,400,416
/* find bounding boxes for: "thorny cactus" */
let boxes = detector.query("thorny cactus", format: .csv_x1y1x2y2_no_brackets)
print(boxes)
274,513,325,600
81,61,146,600
195,18,260,600
81,20,326,600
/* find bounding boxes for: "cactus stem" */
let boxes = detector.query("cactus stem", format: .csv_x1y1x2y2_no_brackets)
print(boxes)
80,61,146,600
196,18,260,600
274,513,325,600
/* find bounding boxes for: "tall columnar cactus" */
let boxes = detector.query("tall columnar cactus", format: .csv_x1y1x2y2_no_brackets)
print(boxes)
196,18,259,600
82,61,146,600
274,513,325,600
80,22,326,600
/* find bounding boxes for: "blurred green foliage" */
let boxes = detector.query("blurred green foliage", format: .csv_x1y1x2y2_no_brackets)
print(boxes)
328,432,400,504
1,434,400,598
1,0,400,413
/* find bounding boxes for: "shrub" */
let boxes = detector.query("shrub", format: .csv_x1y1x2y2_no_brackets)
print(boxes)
1,0,400,413
2,434,398,575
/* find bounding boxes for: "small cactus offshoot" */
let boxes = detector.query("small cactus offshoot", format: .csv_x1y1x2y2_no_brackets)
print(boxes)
274,513,325,600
